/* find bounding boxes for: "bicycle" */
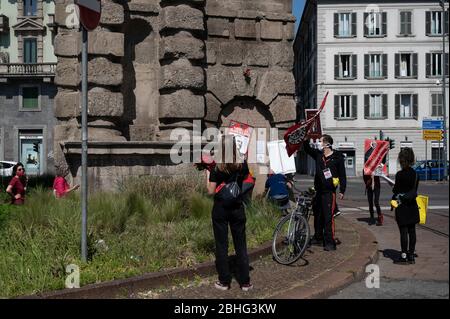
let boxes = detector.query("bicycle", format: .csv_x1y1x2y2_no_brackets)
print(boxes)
272,186,315,265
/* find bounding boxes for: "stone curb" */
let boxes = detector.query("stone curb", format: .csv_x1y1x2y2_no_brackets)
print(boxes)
270,217,379,299
19,242,273,299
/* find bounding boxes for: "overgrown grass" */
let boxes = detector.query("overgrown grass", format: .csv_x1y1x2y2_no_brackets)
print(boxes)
0,174,279,298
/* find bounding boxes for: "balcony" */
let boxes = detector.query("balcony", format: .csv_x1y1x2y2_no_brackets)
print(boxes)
0,63,56,80
0,15,9,33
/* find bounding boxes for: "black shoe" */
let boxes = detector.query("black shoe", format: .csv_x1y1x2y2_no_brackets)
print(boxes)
310,237,323,246
407,253,415,264
368,217,376,225
333,210,341,218
324,245,336,251
335,238,342,245
394,253,409,265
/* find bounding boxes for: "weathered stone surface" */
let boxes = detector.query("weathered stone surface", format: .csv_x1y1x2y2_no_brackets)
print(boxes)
160,32,205,60
55,89,124,118
219,42,243,66
207,18,230,37
159,90,205,118
88,57,123,86
245,43,270,67
135,38,159,64
256,71,294,105
129,125,157,141
100,0,124,26
269,42,294,68
205,93,222,122
89,31,124,57
55,58,80,87
270,96,296,123
54,123,80,142
161,5,204,32
88,127,126,141
127,0,160,13
261,20,283,40
54,31,79,57
285,22,296,41
206,42,218,65
235,19,257,39
160,59,205,90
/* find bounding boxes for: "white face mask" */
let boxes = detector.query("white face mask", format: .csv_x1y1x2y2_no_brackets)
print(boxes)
317,144,324,151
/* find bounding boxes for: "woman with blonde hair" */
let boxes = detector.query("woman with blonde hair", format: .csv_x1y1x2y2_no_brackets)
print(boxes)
205,135,253,291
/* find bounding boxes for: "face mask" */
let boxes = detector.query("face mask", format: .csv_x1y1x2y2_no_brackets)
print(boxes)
317,144,324,151
17,170,24,177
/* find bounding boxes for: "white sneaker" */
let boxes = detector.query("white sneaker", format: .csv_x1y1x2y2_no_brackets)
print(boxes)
240,283,253,292
214,281,230,291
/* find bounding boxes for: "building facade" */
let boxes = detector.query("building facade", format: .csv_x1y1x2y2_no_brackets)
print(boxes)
295,0,449,176
0,0,57,175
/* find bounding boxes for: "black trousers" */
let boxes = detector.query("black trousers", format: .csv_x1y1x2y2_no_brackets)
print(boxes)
212,202,250,285
398,224,417,254
367,187,381,217
313,192,336,248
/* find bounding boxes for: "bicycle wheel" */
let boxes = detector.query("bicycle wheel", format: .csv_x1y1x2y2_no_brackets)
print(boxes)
272,214,310,265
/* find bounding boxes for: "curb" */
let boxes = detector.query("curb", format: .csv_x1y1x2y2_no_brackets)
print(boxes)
270,217,379,299
19,241,273,299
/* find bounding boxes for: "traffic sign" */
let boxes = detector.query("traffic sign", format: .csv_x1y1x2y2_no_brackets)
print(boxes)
422,119,444,130
423,129,444,141
76,0,101,31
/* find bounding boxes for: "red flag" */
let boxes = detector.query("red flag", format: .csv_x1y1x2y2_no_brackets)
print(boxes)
284,92,329,157
363,140,389,176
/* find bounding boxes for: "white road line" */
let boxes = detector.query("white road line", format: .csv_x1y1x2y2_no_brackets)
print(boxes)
355,206,448,211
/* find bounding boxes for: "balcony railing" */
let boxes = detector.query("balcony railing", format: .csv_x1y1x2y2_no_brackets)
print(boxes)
0,63,56,77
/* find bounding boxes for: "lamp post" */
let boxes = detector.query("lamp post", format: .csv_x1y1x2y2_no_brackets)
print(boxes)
440,0,448,181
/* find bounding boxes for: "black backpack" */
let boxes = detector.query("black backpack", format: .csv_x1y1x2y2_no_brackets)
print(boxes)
216,171,242,207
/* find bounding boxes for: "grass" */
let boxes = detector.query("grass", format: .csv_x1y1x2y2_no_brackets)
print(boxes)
0,173,279,298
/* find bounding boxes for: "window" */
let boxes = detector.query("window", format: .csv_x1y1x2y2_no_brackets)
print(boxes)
23,38,37,64
431,93,443,117
400,11,412,35
364,94,387,119
21,86,40,110
364,12,386,37
335,54,356,79
430,53,442,77
395,53,418,78
334,12,356,37
334,95,357,119
400,54,411,77
365,54,387,78
427,11,449,36
24,0,37,16
395,94,418,119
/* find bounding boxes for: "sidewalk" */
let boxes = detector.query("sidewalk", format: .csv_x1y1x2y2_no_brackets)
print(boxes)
136,217,377,299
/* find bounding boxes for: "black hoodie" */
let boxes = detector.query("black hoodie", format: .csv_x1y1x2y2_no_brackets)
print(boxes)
303,142,347,194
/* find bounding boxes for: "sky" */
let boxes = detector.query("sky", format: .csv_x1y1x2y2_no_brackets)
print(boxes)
293,0,307,31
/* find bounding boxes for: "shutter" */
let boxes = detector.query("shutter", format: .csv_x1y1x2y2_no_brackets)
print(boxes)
395,94,400,119
445,53,449,77
382,12,387,36
364,12,369,36
364,54,369,78
445,11,449,36
432,93,437,116
407,12,412,35
352,55,357,79
351,12,357,36
382,94,388,118
413,94,418,119
352,95,357,119
334,95,340,119
400,12,406,35
31,40,37,63
412,53,418,78
334,13,339,37
426,11,431,35
364,94,369,118
382,54,388,78
426,53,431,77
335,55,340,79
395,53,400,78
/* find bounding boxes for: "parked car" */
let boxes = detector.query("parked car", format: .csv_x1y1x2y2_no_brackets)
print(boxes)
413,160,450,181
0,161,17,177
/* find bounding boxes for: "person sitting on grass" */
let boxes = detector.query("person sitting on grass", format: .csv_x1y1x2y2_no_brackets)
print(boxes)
53,169,79,198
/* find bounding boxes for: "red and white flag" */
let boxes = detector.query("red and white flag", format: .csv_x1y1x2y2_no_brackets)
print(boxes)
76,0,101,31
363,140,389,176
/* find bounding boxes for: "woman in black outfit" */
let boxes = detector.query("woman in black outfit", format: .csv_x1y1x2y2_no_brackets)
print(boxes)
206,135,253,291
392,148,420,265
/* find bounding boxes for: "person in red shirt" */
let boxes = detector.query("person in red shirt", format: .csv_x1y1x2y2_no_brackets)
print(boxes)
6,163,27,205
53,171,79,198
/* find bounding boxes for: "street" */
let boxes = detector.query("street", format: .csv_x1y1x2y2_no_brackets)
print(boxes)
294,176,449,299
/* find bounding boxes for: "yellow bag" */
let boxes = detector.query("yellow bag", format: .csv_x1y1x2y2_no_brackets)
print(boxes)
416,195,429,225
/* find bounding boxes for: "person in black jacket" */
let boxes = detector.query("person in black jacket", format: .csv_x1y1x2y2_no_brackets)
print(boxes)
303,134,347,251
392,148,420,265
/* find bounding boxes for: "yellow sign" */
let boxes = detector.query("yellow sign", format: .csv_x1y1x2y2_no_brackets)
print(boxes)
423,129,443,141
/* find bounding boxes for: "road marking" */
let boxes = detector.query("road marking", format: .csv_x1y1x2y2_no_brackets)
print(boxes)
356,206,448,211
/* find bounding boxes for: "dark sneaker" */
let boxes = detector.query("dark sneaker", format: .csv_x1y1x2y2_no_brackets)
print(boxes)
240,283,254,292
333,210,341,218
214,281,231,291
309,237,323,246
407,253,416,264
335,238,342,245
324,245,336,251
376,214,384,226
394,253,409,265
368,217,376,225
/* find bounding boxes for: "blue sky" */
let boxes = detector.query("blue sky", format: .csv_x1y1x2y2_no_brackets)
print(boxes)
293,0,306,31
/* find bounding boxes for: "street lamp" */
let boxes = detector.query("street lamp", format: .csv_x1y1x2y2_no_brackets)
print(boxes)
440,0,448,181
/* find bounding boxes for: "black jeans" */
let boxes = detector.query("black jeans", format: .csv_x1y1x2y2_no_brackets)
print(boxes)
367,187,381,217
398,224,417,254
313,192,336,248
212,202,250,285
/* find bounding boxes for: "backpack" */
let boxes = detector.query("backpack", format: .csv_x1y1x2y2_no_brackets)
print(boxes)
215,171,242,207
